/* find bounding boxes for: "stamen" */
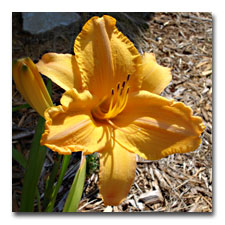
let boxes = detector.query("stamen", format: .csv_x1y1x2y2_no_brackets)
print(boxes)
108,88,115,113
117,83,120,91
109,83,128,118
92,74,131,121
120,88,123,96
118,88,129,113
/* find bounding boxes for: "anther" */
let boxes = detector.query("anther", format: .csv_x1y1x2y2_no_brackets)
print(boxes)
92,78,131,121
117,83,120,91
127,74,130,82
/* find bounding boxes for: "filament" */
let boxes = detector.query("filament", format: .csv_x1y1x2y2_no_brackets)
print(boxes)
92,74,131,120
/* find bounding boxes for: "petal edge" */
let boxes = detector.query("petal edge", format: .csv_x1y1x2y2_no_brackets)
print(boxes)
112,91,205,160
36,53,82,91
140,53,172,94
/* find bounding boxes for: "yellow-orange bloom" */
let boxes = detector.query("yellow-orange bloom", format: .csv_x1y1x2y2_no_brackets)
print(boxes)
13,57,53,117
36,15,205,206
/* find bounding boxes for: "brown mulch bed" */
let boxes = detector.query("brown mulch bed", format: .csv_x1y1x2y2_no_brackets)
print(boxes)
12,12,212,212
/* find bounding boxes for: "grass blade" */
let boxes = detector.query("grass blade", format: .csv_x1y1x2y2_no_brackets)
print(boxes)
63,154,86,212
19,116,47,212
12,146,27,168
46,78,52,96
43,155,62,210
12,103,30,112
45,155,71,212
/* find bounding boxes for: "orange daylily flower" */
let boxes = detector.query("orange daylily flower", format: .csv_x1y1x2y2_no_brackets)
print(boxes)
36,15,205,206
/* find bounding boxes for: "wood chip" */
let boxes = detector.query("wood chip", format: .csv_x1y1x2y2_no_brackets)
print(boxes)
202,70,212,76
103,206,112,212
138,190,164,205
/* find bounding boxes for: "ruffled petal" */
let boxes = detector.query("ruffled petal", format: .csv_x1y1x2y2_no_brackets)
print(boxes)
60,88,98,111
36,53,82,91
99,141,136,206
111,90,205,160
140,53,172,94
74,15,142,97
41,90,110,155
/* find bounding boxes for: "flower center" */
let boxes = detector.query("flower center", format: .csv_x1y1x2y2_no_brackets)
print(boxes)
92,74,130,121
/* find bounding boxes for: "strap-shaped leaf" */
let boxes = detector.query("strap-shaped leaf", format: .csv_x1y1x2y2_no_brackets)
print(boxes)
19,78,52,212
43,155,62,210
45,155,71,212
12,146,27,168
63,154,86,212
12,103,30,112
19,116,47,212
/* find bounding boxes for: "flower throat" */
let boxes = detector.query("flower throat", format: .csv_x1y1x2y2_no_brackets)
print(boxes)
92,74,130,121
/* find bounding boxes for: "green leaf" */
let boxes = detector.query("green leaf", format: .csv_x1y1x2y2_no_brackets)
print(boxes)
12,146,27,168
45,155,71,212
46,78,52,97
63,154,86,212
19,116,47,212
12,104,30,112
43,154,62,210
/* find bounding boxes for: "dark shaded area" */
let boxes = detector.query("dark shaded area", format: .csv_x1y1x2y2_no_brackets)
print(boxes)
12,12,154,60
